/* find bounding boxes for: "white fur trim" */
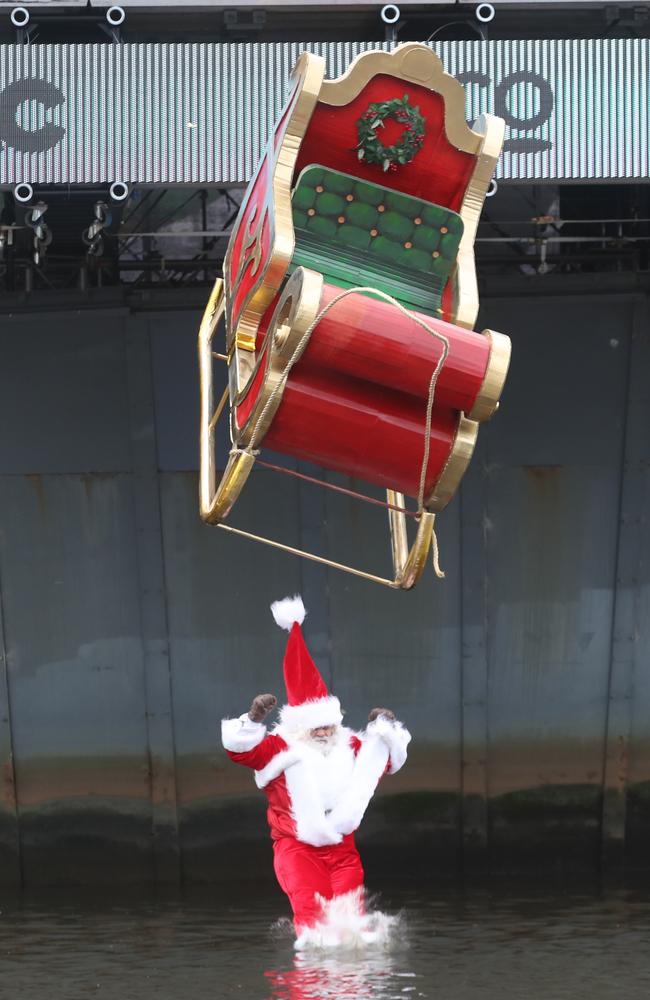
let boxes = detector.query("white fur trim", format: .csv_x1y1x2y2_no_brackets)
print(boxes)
327,732,390,836
221,714,266,753
254,727,351,791
367,716,411,774
255,730,358,847
284,758,342,847
271,594,306,630
279,696,343,732
254,748,301,789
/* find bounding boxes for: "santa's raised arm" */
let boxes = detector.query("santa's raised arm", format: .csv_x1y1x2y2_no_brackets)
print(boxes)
220,595,411,944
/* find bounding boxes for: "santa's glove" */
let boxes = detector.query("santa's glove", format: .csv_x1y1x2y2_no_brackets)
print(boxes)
368,707,396,723
248,693,277,723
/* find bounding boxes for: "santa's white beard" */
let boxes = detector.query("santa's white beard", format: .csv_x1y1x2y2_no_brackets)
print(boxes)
295,726,344,756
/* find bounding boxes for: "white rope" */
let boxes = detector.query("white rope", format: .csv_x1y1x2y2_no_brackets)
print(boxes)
431,514,445,579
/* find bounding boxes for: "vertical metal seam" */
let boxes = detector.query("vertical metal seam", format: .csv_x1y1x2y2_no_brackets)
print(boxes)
124,317,181,885
458,441,490,868
599,300,633,861
149,408,184,879
458,479,467,871
600,296,645,867
482,420,491,840
0,551,22,887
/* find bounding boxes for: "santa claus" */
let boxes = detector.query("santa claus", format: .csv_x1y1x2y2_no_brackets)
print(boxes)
221,595,411,945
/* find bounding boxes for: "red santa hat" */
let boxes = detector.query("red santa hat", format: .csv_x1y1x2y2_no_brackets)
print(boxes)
271,595,343,732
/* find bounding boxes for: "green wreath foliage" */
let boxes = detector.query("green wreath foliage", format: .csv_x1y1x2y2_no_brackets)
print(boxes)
355,94,426,172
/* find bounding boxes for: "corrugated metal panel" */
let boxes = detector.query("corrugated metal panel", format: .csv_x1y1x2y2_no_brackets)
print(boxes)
0,39,649,186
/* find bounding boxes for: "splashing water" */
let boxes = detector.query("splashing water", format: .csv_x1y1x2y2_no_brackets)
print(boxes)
290,889,403,952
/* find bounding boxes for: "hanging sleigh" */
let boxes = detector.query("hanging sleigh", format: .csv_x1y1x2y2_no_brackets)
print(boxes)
198,43,511,590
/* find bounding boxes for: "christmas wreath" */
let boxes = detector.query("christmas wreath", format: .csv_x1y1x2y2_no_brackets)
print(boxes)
355,94,426,172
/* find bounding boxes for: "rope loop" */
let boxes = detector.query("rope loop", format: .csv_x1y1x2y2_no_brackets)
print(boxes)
430,514,445,579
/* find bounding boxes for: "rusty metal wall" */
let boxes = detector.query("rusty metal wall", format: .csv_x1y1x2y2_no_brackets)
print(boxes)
0,275,648,885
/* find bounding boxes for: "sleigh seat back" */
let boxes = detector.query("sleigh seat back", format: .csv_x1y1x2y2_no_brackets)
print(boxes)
290,165,464,315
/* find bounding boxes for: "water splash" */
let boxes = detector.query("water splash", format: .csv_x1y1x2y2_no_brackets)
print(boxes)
292,889,403,952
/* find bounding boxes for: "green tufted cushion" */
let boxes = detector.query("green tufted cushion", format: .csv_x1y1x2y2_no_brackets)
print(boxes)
290,164,464,314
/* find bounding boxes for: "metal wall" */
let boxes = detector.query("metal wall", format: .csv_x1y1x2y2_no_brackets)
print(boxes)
0,274,648,885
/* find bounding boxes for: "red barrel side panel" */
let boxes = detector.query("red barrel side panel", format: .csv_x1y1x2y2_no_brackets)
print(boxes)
261,368,458,499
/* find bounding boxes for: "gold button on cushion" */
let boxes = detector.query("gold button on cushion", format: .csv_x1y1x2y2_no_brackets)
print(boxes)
370,228,378,237
440,226,448,234
315,185,324,193
377,204,385,213
346,194,354,202
432,250,440,258
337,215,346,224
404,241,413,249
414,217,422,225
307,208,316,217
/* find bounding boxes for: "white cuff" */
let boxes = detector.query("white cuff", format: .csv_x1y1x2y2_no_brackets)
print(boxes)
221,713,266,753
366,716,411,774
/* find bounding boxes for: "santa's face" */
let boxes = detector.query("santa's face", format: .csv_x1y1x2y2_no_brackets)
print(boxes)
310,724,336,745
298,724,340,754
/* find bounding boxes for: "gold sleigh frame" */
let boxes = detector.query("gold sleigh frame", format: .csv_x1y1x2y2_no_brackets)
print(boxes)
198,44,508,590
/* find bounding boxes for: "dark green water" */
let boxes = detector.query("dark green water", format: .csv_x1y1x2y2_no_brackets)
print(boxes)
1,882,648,999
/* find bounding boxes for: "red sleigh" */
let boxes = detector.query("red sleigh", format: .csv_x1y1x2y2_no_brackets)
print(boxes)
199,43,511,589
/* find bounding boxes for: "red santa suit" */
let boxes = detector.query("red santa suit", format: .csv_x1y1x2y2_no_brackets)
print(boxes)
221,596,411,939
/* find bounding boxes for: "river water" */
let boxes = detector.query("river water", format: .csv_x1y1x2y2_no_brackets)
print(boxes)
1,880,649,999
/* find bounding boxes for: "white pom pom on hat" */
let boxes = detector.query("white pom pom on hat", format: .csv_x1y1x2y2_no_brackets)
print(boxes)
270,594,306,631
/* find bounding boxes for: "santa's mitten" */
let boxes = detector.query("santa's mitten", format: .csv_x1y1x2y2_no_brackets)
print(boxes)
368,707,395,723
248,693,277,723
366,715,412,774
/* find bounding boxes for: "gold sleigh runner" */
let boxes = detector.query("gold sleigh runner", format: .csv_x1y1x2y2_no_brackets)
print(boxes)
198,43,512,589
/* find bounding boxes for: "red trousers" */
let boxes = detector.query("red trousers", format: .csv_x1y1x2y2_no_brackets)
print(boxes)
273,834,365,932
